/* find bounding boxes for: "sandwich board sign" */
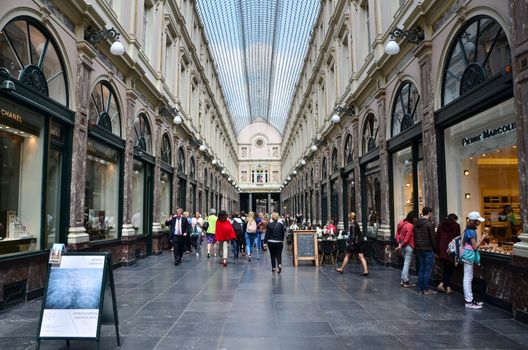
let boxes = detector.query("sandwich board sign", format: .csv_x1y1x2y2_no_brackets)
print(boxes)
36,252,120,350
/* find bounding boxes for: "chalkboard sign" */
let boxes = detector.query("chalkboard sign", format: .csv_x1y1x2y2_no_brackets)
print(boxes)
36,252,120,350
293,230,319,267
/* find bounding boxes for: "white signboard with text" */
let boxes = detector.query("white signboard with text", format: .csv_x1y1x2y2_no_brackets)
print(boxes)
39,255,105,338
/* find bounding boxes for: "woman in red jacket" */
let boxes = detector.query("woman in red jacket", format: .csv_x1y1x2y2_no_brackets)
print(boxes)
215,210,236,266
395,211,416,287
436,213,461,294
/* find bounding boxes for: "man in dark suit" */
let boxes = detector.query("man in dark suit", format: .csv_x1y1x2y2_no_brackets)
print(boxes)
165,208,189,265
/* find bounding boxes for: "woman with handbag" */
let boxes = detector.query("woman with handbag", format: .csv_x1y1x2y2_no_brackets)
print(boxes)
264,212,286,272
336,212,368,276
462,211,489,309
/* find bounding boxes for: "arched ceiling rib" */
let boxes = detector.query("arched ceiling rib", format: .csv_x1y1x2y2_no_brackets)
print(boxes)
196,0,320,134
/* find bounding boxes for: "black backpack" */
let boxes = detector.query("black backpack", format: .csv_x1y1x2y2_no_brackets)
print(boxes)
232,219,244,237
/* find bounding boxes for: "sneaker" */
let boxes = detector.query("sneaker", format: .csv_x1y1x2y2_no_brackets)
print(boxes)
248,254,252,261
472,299,484,306
196,252,199,256
446,287,454,295
401,281,416,288
465,301,483,309
207,253,210,258
423,289,437,295
437,284,446,293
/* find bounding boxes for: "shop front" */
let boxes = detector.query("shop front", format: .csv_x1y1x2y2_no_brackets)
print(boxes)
435,15,526,313
0,16,74,304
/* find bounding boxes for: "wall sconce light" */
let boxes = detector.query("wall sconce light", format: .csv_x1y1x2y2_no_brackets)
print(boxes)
199,140,206,152
0,68,15,93
287,176,291,181
310,138,321,152
85,26,125,56
212,159,217,165
221,169,225,174
384,27,424,56
292,170,297,175
301,159,306,165
331,106,355,123
465,193,471,199
463,169,470,176
160,105,181,125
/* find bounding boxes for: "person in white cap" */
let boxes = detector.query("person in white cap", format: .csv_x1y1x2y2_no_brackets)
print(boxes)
462,211,489,309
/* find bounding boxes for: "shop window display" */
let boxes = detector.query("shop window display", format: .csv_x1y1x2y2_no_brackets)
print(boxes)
84,138,119,241
159,172,171,223
392,146,424,229
444,99,519,255
131,160,145,235
364,160,381,238
0,114,43,255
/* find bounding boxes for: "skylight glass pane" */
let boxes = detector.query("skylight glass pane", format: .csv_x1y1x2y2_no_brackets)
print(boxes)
197,0,320,134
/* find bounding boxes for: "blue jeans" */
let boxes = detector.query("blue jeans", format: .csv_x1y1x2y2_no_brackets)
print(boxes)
245,232,257,256
231,240,239,259
417,250,434,291
401,245,413,282
255,231,262,253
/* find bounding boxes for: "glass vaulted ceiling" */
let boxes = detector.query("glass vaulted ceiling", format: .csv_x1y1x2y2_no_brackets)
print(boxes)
196,0,320,134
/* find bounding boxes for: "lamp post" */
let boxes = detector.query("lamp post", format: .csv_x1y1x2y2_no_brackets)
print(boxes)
385,26,424,56
85,27,125,56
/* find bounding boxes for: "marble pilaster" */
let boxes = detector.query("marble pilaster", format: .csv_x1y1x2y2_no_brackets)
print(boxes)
122,90,138,230
375,88,390,227
415,41,439,218
511,0,528,257
152,116,163,228
67,43,95,245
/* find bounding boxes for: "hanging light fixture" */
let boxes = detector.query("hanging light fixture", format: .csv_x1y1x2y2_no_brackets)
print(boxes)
384,27,424,56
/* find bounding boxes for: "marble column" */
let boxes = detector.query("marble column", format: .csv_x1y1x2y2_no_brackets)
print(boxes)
511,0,528,258
267,192,271,214
375,88,391,240
121,90,138,237
249,192,253,213
416,41,439,219
67,43,94,246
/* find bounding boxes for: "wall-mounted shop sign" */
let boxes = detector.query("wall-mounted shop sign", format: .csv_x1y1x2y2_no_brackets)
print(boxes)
462,122,516,147
1,107,23,123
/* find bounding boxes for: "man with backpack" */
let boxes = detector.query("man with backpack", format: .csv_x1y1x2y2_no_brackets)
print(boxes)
231,212,244,261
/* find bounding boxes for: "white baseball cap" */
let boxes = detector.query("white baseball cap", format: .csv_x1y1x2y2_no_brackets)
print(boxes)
467,211,485,222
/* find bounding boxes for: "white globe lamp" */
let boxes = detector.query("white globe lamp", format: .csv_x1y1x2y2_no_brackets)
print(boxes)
384,39,400,55
110,41,125,56
330,113,341,123
173,115,182,125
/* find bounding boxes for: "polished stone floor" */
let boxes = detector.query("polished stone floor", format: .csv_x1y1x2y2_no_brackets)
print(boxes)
1,246,528,350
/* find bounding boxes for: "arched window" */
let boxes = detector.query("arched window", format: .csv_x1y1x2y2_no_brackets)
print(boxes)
331,148,338,173
133,114,152,154
177,147,185,173
442,16,511,106
190,157,196,179
0,17,68,105
89,81,121,136
322,157,328,178
362,113,378,154
344,134,353,164
161,134,171,164
391,81,421,137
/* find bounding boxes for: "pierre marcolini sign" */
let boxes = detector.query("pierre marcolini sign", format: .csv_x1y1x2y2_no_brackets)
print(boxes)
462,122,516,147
